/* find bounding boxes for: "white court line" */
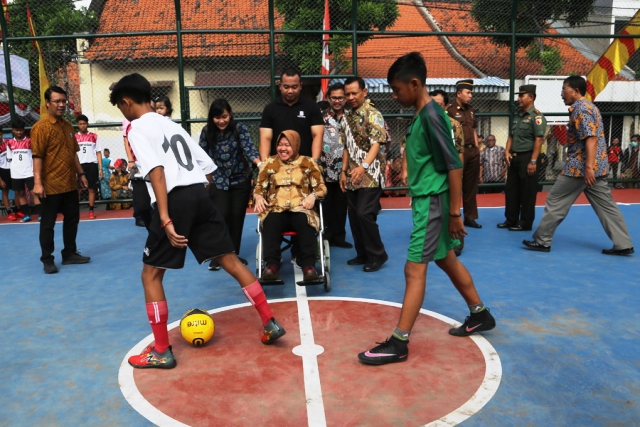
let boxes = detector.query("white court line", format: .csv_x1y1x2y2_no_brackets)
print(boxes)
291,268,327,427
119,298,501,426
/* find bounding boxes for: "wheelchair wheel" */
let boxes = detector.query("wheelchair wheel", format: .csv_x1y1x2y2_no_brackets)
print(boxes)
255,243,261,276
323,239,330,273
324,272,331,292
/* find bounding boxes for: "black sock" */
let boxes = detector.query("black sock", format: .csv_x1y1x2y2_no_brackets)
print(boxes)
21,205,29,216
89,205,94,211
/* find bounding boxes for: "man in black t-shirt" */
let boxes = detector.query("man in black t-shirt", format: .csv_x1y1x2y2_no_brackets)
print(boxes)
259,68,324,160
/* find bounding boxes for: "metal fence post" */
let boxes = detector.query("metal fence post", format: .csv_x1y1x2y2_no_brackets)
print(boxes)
0,10,15,126
351,0,358,76
508,0,519,118
268,0,277,101
173,0,188,131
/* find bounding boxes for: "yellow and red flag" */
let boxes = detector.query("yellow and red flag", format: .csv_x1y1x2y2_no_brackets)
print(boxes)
1,0,10,24
27,6,50,118
586,9,640,101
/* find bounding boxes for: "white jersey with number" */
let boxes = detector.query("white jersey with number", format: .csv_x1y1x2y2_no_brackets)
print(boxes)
6,137,33,179
127,112,216,204
76,132,101,164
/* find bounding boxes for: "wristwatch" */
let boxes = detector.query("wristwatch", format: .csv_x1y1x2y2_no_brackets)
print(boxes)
530,160,537,165
362,162,369,170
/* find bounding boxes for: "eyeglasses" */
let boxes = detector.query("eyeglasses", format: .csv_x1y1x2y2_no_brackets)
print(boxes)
50,99,68,105
329,96,345,101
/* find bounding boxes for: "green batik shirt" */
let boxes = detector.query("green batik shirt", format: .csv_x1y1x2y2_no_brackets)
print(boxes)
342,99,387,190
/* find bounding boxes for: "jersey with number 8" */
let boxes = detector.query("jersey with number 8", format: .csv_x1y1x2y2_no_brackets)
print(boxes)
6,137,34,179
127,112,217,204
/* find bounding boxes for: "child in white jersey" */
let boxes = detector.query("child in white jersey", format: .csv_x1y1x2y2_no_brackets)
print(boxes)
0,137,15,218
75,114,102,219
110,73,286,369
6,118,40,222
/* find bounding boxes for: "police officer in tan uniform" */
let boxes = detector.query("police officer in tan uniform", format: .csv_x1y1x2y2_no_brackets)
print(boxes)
447,79,481,229
499,84,547,231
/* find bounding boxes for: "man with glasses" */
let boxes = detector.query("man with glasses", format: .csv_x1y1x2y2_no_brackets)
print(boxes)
523,76,633,255
31,86,91,274
320,83,352,248
499,85,546,231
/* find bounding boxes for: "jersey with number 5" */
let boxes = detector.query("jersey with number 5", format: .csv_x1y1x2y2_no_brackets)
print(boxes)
76,132,101,164
127,112,216,204
6,137,34,179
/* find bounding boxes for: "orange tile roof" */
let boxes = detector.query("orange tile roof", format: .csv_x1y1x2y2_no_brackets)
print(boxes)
347,3,479,78
85,0,283,61
425,1,594,78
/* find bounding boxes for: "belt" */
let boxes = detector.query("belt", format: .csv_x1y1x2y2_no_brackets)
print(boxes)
510,151,533,157
464,144,476,149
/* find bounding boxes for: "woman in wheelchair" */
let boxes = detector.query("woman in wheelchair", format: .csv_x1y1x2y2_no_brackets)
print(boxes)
253,130,327,282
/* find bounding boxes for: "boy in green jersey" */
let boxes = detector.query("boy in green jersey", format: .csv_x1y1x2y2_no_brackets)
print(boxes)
358,52,496,365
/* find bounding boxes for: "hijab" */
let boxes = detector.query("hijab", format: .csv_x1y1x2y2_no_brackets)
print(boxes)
276,130,301,162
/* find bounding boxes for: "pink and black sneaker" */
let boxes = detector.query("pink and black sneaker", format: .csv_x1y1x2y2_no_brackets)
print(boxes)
358,336,408,365
448,308,496,337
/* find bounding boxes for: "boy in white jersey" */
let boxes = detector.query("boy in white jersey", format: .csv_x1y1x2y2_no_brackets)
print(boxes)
75,115,102,219
6,118,41,222
0,137,15,218
110,73,286,369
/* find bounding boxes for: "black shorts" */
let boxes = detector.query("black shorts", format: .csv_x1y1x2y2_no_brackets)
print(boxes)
12,176,34,193
143,184,236,269
81,163,99,189
0,168,11,190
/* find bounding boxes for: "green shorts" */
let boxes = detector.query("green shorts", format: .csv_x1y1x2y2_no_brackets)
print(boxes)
407,193,459,263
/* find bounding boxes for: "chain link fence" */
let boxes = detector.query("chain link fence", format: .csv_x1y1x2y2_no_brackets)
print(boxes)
1,0,639,203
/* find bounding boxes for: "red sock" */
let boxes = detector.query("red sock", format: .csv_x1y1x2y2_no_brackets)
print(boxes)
242,280,273,326
146,301,169,353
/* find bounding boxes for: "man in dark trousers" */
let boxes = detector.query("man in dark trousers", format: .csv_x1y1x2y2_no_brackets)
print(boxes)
339,77,388,272
447,79,481,229
31,86,91,274
499,85,547,231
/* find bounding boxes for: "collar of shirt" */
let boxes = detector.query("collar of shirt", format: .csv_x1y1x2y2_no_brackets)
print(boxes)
455,100,470,111
568,98,587,115
518,106,537,117
277,97,302,107
46,115,65,125
349,99,373,117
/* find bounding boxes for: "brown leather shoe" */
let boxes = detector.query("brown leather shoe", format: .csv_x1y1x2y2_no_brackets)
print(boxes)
302,266,319,281
262,264,280,281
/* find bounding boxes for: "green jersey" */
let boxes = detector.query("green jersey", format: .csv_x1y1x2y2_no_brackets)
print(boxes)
405,100,463,197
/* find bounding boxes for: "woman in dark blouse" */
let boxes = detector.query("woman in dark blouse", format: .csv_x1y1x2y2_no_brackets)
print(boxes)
199,99,262,270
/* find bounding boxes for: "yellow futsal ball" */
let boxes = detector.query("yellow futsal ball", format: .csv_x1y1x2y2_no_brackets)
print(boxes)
180,309,215,346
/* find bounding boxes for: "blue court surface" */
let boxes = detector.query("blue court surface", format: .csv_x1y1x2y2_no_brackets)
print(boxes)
1,204,639,426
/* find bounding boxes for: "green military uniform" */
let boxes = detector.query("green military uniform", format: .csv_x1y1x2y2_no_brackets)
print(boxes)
504,84,547,230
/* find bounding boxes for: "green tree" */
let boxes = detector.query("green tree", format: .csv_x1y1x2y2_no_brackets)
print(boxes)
3,0,96,105
274,0,399,74
471,0,595,74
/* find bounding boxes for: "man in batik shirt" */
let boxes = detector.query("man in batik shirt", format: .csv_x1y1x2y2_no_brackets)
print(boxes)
321,83,352,248
339,77,388,272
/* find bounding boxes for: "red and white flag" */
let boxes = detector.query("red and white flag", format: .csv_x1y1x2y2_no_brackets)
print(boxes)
317,0,330,101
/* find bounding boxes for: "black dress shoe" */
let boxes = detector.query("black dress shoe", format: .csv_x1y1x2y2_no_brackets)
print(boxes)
508,225,531,231
363,253,388,272
43,262,58,274
464,219,482,229
330,240,353,249
61,252,91,265
602,247,634,256
497,222,514,229
347,256,367,265
522,240,550,252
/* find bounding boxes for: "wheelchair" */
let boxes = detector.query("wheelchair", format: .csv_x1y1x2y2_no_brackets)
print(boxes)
255,202,330,292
